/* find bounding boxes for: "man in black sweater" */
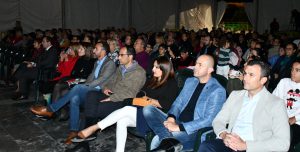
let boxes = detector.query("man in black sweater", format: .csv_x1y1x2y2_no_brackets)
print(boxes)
143,55,227,151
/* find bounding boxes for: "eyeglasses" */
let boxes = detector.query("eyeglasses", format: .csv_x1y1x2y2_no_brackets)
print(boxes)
118,54,131,57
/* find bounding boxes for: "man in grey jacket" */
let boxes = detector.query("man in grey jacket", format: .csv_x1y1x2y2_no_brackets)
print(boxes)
85,46,146,115
199,60,290,152
30,42,116,144
73,46,146,141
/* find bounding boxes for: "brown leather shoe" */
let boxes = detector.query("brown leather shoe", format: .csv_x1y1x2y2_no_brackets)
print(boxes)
30,105,54,117
65,131,78,145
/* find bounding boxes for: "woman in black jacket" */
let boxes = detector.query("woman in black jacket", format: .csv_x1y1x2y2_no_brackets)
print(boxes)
72,56,180,152
51,42,94,103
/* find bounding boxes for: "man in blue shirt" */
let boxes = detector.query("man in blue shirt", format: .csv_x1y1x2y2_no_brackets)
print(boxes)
30,42,116,144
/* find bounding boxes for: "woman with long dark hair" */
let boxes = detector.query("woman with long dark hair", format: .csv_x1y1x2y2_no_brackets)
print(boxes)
72,56,179,152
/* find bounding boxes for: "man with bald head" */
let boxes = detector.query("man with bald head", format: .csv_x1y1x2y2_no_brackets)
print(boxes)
143,55,227,151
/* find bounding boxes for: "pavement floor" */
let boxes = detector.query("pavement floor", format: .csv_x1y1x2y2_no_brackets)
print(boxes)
0,84,146,152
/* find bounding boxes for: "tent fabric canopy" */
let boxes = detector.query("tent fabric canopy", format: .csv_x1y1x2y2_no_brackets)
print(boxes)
0,0,299,33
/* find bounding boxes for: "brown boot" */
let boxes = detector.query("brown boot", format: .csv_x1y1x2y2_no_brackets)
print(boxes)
30,105,54,117
65,131,78,145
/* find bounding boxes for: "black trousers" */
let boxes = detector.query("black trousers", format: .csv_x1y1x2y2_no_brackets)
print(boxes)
84,90,125,120
18,67,38,96
199,139,246,152
289,124,300,152
51,81,70,102
14,63,28,80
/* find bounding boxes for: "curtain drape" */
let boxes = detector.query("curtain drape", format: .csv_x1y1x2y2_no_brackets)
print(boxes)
1,0,300,33
244,1,257,30
179,0,213,31
20,0,61,33
0,0,19,32
215,1,227,27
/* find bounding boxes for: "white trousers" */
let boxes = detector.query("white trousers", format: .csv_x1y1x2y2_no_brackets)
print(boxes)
216,65,230,79
97,106,137,152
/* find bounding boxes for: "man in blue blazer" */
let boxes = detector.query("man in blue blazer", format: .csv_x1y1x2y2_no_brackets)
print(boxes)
143,55,226,151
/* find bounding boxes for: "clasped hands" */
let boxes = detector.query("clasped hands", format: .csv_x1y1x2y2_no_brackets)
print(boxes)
99,89,113,102
221,132,247,151
163,117,180,132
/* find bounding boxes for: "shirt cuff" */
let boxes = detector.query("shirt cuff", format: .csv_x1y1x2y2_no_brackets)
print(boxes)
217,130,228,139
167,114,176,120
31,62,36,67
179,124,185,131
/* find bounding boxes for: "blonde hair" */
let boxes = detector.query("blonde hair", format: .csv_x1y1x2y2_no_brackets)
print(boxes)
107,39,120,52
69,43,80,57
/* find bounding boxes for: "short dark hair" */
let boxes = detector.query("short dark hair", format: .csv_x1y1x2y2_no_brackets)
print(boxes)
101,42,109,53
158,44,167,50
43,36,53,44
247,60,270,79
126,46,136,59
34,38,42,44
96,42,110,54
286,42,297,50
292,58,300,65
179,46,189,53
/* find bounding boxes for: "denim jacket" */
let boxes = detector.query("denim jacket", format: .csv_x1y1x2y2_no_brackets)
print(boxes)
168,77,226,134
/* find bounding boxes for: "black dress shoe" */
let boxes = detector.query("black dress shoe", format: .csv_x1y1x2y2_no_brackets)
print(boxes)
12,94,28,101
151,138,183,152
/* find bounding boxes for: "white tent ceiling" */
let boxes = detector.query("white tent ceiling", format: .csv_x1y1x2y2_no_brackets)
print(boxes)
0,0,299,33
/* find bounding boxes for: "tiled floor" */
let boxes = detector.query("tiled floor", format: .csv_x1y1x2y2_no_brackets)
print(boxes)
0,85,146,152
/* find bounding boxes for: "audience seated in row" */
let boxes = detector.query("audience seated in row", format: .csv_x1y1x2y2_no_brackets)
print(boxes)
12,36,58,100
30,42,116,144
72,56,179,152
2,26,300,151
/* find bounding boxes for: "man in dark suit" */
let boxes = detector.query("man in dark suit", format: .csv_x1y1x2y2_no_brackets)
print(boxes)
30,42,116,144
13,36,58,100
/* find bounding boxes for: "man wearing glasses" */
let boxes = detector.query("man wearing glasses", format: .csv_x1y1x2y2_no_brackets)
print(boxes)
273,59,300,152
78,46,146,141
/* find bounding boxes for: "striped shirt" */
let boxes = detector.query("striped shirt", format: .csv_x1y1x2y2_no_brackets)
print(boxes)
217,48,230,66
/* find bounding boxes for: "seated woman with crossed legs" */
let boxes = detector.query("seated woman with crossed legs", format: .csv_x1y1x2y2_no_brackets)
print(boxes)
72,56,179,152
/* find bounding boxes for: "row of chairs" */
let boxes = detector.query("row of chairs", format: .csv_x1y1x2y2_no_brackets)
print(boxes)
128,68,300,151
0,42,51,105
0,42,31,82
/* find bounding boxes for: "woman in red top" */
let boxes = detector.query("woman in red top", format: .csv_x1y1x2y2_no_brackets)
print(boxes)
52,45,79,81
40,43,79,93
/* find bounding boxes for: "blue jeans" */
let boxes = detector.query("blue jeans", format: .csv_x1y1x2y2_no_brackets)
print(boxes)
143,106,197,151
48,84,98,131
